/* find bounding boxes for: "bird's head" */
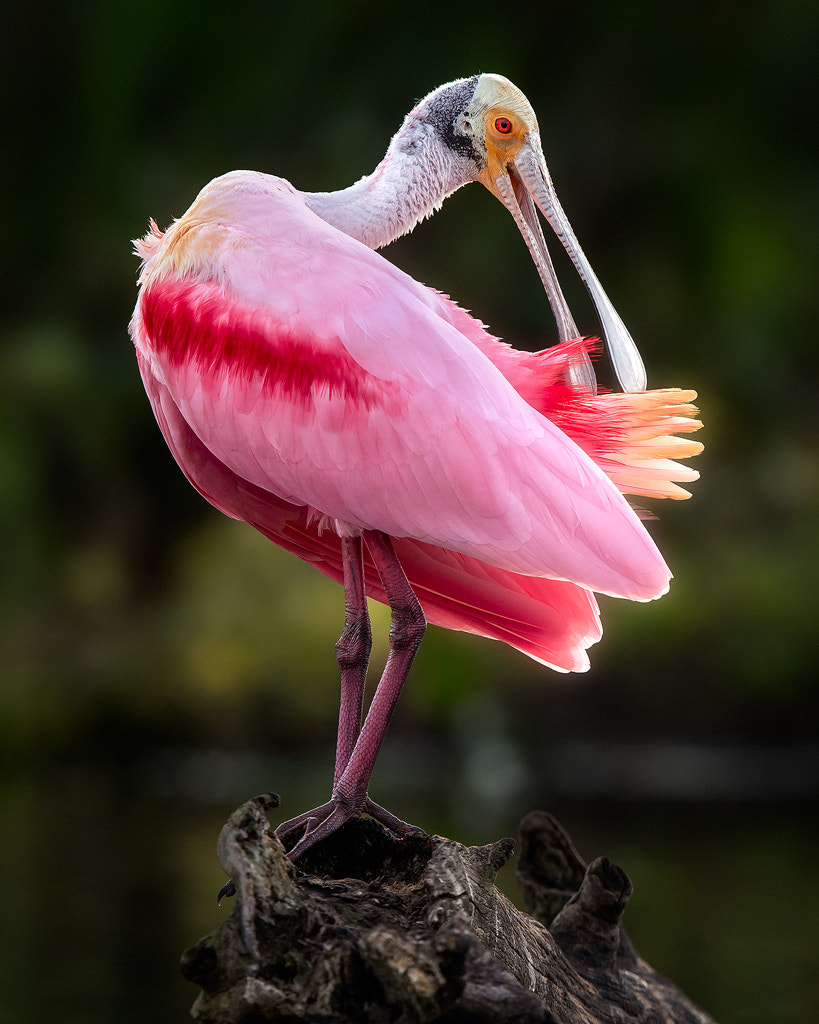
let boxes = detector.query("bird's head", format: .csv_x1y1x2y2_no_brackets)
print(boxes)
438,73,647,393
455,74,540,192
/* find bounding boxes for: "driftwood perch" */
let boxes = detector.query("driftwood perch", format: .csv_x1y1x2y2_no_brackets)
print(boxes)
181,795,716,1023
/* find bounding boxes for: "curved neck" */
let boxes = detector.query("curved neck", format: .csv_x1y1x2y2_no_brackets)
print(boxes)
304,114,475,249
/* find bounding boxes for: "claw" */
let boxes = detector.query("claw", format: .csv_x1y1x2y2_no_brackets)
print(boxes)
216,878,236,905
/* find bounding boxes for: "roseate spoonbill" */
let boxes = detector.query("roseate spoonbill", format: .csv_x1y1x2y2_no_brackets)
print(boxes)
130,74,702,859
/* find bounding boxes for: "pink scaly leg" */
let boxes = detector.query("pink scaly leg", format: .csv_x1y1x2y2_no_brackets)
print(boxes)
334,536,420,834
277,530,426,859
333,534,371,786
275,534,372,843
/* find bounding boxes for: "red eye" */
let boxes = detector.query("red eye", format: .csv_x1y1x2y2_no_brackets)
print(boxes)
494,116,513,135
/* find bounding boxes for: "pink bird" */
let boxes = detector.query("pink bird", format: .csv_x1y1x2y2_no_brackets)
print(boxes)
130,74,702,859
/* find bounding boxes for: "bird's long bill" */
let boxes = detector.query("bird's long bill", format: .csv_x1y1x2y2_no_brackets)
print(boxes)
499,137,648,394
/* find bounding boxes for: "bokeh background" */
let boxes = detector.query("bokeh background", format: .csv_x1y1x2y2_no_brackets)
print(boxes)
2,1,817,1021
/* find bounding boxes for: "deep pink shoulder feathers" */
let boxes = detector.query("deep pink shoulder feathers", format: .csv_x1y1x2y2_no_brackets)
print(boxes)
140,276,395,412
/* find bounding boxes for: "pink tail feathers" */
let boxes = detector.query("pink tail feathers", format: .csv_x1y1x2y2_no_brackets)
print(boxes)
490,337,704,502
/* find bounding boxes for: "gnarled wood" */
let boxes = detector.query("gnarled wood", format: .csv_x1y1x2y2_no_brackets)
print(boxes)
181,795,716,1023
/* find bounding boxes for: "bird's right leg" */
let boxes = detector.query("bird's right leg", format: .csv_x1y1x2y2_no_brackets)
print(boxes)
333,534,372,785
275,534,373,843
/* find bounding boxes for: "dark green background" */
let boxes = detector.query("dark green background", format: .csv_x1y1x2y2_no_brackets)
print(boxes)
2,1,817,1021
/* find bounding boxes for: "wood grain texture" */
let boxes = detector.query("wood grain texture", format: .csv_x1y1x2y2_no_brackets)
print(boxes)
181,796,716,1023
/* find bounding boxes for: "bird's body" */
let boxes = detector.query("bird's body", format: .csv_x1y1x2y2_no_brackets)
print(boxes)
131,75,702,856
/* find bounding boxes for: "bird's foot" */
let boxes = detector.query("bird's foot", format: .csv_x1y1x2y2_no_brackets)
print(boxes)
275,795,424,860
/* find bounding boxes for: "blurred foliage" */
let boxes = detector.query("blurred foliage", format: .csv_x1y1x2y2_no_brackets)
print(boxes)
1,0,818,1021
2,0,817,751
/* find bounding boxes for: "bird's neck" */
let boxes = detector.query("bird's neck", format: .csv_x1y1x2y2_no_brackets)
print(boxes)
304,115,475,250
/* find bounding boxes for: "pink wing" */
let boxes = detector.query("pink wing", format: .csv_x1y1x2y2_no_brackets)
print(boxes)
131,171,672,668
140,361,600,671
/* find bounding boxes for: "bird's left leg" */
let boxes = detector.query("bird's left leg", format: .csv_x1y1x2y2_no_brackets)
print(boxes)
280,530,426,859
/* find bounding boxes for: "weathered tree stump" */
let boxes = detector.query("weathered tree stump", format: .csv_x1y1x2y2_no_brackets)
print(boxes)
181,795,716,1023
